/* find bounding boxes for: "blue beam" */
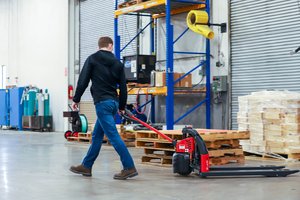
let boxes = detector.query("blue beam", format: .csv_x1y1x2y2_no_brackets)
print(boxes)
150,19,155,54
205,0,211,129
120,20,153,53
151,96,155,123
125,13,152,17
174,61,205,84
173,27,189,44
114,1,121,59
166,0,174,130
174,99,206,124
173,51,206,55
132,99,153,115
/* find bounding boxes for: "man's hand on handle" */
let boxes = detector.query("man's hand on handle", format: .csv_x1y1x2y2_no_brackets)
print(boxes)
119,110,125,115
72,102,79,111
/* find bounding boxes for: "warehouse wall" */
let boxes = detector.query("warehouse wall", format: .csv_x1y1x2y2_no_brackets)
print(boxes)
0,0,69,131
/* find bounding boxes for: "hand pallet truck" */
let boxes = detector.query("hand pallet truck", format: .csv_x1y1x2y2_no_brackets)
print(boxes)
63,109,88,139
123,109,299,178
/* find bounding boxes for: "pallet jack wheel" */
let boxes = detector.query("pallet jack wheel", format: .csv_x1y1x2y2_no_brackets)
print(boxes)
64,130,73,139
178,168,193,176
72,132,79,137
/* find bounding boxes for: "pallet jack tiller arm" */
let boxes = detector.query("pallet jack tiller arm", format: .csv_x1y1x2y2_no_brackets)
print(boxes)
123,109,175,145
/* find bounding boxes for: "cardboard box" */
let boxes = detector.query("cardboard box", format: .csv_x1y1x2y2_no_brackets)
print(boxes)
173,73,181,88
179,73,192,88
155,72,181,88
155,71,164,87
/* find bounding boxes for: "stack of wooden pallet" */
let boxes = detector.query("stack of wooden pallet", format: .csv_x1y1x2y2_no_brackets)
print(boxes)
135,129,250,166
67,132,92,143
67,124,136,146
118,0,149,9
238,91,300,160
103,125,136,147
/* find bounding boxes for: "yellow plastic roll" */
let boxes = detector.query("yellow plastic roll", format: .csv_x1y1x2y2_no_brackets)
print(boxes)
187,10,214,39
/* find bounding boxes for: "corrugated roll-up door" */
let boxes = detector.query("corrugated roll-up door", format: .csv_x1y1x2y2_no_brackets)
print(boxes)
230,0,300,129
79,0,137,101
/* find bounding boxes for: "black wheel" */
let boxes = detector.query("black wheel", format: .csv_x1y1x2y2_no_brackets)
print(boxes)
178,167,193,176
64,130,72,139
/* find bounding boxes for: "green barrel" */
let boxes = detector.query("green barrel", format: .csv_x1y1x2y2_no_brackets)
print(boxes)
28,90,37,116
44,89,50,116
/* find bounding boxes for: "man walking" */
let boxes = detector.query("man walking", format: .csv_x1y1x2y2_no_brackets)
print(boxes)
69,36,138,180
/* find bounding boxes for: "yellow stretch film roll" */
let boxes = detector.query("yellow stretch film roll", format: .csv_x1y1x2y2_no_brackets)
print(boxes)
187,10,214,39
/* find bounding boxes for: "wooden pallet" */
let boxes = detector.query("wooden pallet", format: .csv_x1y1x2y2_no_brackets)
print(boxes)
118,0,148,9
127,83,151,88
78,132,91,138
136,138,242,150
67,137,79,142
142,155,172,166
135,129,248,166
210,155,245,165
135,129,250,142
244,150,300,161
141,154,245,166
67,132,92,143
209,149,244,157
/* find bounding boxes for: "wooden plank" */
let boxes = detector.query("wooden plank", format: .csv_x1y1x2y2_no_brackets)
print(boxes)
144,148,174,155
136,138,241,149
138,146,175,152
210,156,245,166
141,155,245,166
141,155,172,165
208,149,244,158
78,137,92,143
78,133,92,138
118,0,146,9
142,154,172,160
67,137,79,142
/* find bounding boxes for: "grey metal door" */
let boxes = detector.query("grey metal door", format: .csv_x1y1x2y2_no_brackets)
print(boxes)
230,0,300,129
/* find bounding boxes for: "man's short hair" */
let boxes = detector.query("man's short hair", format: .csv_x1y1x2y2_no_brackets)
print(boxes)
98,37,113,48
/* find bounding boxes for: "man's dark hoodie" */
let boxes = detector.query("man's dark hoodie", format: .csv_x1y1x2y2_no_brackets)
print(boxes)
73,50,127,110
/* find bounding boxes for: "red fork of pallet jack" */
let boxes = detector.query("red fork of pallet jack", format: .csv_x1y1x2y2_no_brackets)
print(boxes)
125,110,173,143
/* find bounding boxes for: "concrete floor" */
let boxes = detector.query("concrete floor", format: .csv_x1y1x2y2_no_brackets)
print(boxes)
0,131,299,200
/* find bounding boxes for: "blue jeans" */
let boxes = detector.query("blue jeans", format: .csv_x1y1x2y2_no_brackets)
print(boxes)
82,99,135,170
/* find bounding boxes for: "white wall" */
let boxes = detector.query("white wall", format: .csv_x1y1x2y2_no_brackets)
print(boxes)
0,0,69,131
211,0,229,77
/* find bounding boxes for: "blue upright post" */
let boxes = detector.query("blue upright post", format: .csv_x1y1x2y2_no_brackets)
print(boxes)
151,95,155,123
150,17,155,54
166,0,174,130
205,0,211,129
150,17,156,123
114,1,121,60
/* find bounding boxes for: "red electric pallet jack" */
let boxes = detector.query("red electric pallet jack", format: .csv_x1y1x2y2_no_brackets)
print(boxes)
123,109,299,178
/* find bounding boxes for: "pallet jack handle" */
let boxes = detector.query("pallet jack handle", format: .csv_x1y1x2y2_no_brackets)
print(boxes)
123,109,175,144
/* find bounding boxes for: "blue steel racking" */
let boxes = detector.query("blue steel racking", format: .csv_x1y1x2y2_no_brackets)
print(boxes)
114,0,211,130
